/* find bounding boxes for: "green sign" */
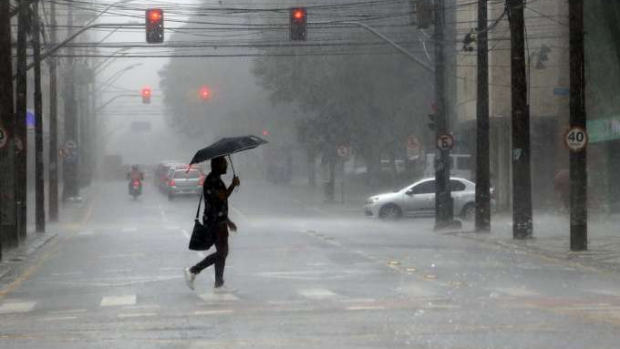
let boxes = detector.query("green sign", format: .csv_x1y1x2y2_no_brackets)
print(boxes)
587,115,620,143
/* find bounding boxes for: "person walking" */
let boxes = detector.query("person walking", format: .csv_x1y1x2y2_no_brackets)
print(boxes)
184,156,240,291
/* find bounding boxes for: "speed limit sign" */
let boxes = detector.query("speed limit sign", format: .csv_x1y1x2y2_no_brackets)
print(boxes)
565,127,588,152
436,134,454,151
0,126,7,149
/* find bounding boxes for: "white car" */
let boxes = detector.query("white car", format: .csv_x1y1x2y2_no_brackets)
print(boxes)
364,177,489,220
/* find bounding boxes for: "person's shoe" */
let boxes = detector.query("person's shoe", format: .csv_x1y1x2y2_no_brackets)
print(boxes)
184,268,196,291
214,281,230,293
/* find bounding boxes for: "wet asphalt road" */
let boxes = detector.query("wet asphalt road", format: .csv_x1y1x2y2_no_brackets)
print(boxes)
2,180,620,348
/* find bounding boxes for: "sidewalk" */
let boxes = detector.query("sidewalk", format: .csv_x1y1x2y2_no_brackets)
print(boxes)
0,185,95,281
452,213,620,273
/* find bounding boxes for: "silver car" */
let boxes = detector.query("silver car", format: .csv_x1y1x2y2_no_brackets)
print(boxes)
364,177,486,220
165,167,204,200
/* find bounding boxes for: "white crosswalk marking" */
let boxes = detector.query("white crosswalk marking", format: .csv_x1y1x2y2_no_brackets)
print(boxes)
198,293,240,302
298,288,338,300
194,309,234,315
100,295,137,307
494,287,539,297
117,312,157,318
0,301,36,314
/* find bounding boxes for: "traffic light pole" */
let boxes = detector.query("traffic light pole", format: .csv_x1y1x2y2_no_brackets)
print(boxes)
48,0,59,222
0,0,17,258
15,0,29,241
433,0,454,229
508,0,533,239
475,0,491,232
33,1,45,232
569,0,587,251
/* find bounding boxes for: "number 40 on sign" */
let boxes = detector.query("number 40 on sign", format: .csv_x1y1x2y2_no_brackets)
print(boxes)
565,127,588,152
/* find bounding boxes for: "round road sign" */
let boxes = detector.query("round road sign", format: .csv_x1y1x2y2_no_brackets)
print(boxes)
337,145,349,157
565,127,588,152
0,127,7,149
436,134,454,151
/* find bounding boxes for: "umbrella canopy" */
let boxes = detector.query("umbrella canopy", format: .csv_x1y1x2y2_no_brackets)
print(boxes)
189,135,268,167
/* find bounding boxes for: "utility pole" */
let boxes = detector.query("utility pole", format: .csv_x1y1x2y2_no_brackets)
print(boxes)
63,1,80,202
48,0,59,222
434,0,454,229
569,0,587,251
475,0,491,231
15,0,30,241
33,1,45,233
0,0,17,258
507,0,533,239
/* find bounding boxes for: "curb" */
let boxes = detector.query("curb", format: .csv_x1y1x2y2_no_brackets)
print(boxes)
445,229,620,275
0,232,57,281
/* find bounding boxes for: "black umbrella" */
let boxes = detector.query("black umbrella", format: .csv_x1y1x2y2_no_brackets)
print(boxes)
189,135,268,175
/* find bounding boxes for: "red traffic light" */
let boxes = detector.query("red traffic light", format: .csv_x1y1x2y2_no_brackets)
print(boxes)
142,87,152,104
293,9,305,20
290,7,307,41
199,86,210,100
262,129,270,136
145,9,164,43
147,9,162,23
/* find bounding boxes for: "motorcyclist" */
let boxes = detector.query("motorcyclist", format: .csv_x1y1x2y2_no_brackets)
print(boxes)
127,165,145,195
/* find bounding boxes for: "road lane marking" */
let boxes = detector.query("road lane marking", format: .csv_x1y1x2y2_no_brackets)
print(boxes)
118,312,157,318
103,268,133,273
346,305,385,311
194,309,234,315
298,288,338,300
198,293,240,302
50,271,84,276
121,227,138,233
0,239,61,299
0,301,36,314
99,253,145,259
48,309,87,314
40,316,78,321
100,295,136,307
77,231,94,237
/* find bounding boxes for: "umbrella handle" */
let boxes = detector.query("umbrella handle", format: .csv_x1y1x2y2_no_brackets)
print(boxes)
228,155,240,192
228,155,236,176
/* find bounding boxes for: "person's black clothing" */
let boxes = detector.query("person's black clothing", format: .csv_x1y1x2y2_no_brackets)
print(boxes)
203,172,228,224
190,171,230,286
190,222,229,286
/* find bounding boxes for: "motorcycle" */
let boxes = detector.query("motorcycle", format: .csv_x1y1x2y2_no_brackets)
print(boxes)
130,180,142,200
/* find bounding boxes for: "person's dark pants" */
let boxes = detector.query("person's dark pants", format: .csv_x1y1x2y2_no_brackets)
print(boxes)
190,222,229,287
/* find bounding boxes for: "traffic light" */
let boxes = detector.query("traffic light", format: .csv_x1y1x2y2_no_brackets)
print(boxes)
199,86,210,101
262,129,270,136
290,7,307,41
142,86,151,104
145,8,164,44
427,113,436,131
